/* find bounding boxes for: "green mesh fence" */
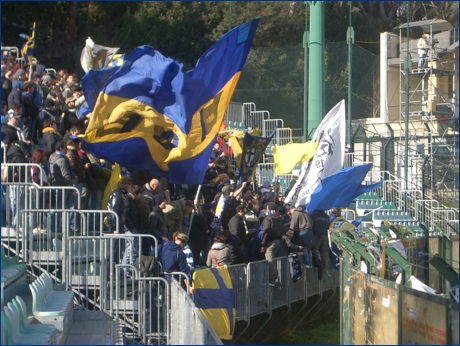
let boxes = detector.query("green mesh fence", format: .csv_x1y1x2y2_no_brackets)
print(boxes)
231,41,380,133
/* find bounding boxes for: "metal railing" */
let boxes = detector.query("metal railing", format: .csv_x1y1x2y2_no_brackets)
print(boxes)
245,110,269,132
263,118,283,138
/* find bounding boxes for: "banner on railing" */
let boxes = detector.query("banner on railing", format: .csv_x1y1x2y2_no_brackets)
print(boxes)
192,267,235,340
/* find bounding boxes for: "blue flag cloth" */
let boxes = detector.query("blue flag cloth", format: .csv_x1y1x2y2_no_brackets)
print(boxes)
81,66,120,111
77,101,92,118
238,129,276,183
307,163,383,213
79,18,260,184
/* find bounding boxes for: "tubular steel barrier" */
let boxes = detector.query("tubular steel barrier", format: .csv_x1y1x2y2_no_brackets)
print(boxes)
20,209,116,282
274,127,292,146
245,110,269,132
256,163,275,186
114,266,171,345
247,260,270,317
263,118,283,138
272,256,289,309
227,264,248,322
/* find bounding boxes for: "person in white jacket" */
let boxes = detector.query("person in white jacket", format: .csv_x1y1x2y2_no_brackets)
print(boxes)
417,33,429,69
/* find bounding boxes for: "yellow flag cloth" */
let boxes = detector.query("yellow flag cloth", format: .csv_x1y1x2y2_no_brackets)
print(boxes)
273,141,318,175
101,163,121,210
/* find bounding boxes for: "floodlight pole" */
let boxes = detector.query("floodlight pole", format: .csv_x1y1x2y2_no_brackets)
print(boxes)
347,2,354,147
404,2,411,186
307,1,325,136
303,2,309,142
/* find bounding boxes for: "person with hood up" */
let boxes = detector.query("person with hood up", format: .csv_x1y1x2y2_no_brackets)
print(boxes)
206,235,233,268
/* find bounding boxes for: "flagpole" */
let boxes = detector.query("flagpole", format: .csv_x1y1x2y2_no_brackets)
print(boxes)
29,22,36,81
188,184,202,236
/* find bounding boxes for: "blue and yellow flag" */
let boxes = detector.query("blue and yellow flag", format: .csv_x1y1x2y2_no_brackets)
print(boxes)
20,22,35,65
79,18,260,184
81,66,120,111
192,267,235,340
108,53,125,67
238,128,275,183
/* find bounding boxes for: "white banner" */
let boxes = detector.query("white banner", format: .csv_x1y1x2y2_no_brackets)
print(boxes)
80,37,119,73
285,99,346,207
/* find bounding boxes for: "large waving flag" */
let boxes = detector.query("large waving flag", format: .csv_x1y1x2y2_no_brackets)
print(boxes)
20,22,35,65
238,128,275,183
81,66,120,111
192,267,235,340
80,37,120,73
285,100,346,207
273,141,318,175
307,163,383,213
80,18,260,184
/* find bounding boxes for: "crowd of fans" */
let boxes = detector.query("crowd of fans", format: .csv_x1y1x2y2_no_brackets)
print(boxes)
1,57,337,292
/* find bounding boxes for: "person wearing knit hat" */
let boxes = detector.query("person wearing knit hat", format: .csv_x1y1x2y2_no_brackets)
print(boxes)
153,194,167,208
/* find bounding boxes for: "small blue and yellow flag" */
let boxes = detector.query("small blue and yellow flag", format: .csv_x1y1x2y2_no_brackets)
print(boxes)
80,18,260,184
101,162,122,210
192,267,235,340
238,128,275,183
20,22,35,65
108,53,125,67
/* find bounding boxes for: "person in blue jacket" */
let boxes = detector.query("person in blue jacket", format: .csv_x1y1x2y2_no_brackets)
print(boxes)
160,232,193,294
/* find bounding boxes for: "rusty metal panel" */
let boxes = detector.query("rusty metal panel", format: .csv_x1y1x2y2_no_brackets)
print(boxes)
350,271,366,344
401,291,447,345
451,234,458,273
403,237,428,281
365,279,399,344
451,305,458,345
429,237,442,290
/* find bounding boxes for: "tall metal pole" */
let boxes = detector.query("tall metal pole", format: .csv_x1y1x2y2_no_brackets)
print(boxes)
404,2,411,186
347,2,354,147
307,1,325,134
302,2,309,142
